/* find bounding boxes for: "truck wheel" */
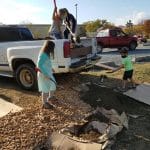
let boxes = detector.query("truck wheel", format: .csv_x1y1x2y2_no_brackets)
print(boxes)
129,42,137,50
97,44,103,53
16,64,37,90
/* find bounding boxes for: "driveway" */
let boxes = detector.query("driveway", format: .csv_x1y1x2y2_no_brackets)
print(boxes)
99,44,150,65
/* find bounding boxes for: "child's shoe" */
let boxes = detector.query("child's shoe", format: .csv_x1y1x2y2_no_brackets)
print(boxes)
42,102,54,109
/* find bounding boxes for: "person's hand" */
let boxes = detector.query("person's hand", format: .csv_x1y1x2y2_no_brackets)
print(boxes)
52,68,55,73
54,7,57,11
64,21,68,26
106,70,113,74
44,76,50,80
54,7,57,12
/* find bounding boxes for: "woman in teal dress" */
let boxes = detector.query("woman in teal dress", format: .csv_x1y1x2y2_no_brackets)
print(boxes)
37,40,56,109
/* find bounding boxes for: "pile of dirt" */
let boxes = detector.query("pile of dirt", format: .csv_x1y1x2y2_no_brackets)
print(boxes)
80,83,147,114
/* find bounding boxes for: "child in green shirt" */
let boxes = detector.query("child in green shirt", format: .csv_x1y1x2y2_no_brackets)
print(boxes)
112,47,136,91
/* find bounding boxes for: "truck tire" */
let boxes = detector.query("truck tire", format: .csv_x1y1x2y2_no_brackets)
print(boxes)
97,44,103,53
16,64,37,90
129,41,137,50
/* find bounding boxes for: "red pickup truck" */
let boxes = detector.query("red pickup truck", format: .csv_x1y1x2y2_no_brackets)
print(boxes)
96,28,138,52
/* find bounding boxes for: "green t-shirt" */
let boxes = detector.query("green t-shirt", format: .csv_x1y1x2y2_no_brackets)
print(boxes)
122,56,133,71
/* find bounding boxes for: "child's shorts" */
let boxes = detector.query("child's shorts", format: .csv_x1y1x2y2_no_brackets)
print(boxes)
123,70,133,80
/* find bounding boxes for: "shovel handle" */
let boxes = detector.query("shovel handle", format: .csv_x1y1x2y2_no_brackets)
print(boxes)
53,0,57,8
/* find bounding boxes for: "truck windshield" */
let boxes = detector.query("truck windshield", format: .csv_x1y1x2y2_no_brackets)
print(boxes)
0,28,20,42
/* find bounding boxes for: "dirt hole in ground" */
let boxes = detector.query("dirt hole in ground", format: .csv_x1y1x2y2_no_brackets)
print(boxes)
80,83,150,150
80,83,150,114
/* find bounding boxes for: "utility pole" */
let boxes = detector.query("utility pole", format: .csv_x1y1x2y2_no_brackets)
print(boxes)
75,3,78,23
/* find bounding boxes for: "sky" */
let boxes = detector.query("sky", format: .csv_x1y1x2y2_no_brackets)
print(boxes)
0,0,150,26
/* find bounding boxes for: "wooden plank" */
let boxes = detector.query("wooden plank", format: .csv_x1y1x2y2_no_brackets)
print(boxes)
95,62,116,70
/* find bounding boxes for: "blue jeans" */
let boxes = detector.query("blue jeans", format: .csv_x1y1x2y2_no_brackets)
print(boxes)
51,32,62,39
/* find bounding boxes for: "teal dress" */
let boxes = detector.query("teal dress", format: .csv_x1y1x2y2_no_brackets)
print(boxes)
37,52,56,93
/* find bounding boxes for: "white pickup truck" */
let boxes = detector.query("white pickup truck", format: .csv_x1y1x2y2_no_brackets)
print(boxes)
0,26,100,90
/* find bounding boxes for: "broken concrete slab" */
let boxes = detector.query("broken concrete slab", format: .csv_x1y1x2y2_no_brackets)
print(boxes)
49,132,102,150
124,84,150,106
85,121,108,134
59,107,128,150
0,98,22,118
107,123,123,138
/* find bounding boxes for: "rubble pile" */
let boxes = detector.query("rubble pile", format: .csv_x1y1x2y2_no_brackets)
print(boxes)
50,107,128,150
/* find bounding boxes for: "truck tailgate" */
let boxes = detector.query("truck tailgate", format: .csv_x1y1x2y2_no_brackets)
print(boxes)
70,46,92,59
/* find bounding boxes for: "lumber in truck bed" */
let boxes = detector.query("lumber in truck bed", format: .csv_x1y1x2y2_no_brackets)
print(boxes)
70,46,92,58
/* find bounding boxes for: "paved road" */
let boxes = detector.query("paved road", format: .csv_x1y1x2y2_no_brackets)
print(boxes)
99,44,150,65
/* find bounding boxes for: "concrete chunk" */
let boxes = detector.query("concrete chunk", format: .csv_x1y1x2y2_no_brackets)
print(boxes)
0,98,22,117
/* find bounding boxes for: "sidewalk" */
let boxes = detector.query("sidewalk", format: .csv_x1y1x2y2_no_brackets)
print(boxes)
0,98,22,118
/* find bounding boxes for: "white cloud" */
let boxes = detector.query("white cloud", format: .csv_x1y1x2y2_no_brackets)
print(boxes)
133,12,149,24
115,11,150,26
0,0,45,24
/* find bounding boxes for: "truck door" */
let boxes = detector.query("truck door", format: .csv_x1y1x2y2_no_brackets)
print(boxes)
0,28,9,71
109,30,118,47
109,30,128,47
116,30,129,46
0,28,20,71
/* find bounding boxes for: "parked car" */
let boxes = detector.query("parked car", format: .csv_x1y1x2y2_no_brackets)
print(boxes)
0,26,100,90
137,35,147,43
96,28,138,52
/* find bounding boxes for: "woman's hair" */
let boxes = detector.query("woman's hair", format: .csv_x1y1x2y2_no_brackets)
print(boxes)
41,40,55,58
59,8,67,15
59,8,68,16
62,8,69,14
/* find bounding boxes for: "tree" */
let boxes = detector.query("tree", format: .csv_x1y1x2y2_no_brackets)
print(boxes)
126,20,133,28
124,20,134,35
83,19,115,33
84,19,102,32
78,25,86,37
133,25,144,35
143,19,150,38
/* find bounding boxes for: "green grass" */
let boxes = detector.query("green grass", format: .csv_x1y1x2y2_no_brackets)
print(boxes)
81,63,150,84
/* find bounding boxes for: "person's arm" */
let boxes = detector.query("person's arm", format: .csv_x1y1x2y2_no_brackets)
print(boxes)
70,14,77,33
52,7,58,20
37,53,50,78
